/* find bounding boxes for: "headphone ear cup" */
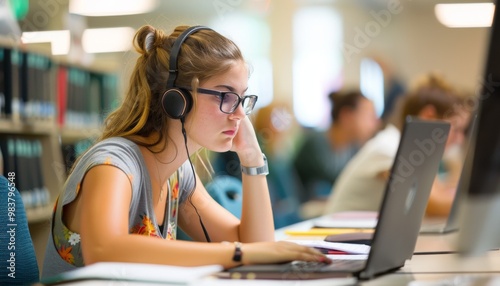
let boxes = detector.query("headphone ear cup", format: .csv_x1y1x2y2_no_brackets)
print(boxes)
161,88,193,119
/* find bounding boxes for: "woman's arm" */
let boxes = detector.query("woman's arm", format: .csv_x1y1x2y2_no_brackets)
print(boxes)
78,165,328,268
425,177,457,217
178,132,274,242
231,116,274,241
425,150,464,217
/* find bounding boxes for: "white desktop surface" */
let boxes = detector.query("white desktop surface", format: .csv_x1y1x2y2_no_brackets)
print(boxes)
402,250,500,273
41,249,500,286
40,272,500,286
275,216,459,254
40,217,500,286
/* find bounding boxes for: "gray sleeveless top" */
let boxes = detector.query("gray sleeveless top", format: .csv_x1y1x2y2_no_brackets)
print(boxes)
41,137,194,279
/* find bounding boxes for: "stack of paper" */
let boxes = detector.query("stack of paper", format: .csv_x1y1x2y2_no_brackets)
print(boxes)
286,239,370,255
41,262,223,285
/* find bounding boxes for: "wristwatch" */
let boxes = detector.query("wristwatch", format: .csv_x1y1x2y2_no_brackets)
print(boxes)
232,242,242,262
241,153,269,176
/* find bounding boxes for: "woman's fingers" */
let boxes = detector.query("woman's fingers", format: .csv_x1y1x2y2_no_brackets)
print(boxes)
242,241,331,265
283,242,332,263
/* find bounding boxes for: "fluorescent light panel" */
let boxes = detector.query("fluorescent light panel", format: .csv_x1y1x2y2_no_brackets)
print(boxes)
69,0,158,16
435,3,495,28
82,27,135,53
21,27,134,55
21,30,70,55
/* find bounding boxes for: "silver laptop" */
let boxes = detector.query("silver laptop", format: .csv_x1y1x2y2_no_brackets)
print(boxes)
222,117,450,280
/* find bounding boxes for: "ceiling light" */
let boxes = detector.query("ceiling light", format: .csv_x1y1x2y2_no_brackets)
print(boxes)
82,27,135,53
69,0,158,16
21,30,70,55
435,3,495,28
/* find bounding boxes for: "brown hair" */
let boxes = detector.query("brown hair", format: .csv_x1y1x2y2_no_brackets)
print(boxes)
328,89,368,122
399,73,464,126
99,25,244,149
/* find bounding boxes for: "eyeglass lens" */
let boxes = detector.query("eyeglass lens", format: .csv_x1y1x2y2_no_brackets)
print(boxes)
221,93,256,114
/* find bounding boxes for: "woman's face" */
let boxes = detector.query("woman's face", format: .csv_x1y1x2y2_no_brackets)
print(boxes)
187,60,249,152
351,98,380,144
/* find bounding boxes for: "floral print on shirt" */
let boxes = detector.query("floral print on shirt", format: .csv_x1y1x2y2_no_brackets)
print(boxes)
51,146,186,268
130,214,161,238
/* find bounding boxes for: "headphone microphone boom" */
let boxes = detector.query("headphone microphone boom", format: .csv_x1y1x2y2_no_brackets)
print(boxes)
161,25,211,119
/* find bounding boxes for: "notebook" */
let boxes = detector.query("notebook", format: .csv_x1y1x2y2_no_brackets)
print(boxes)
222,117,450,281
419,115,477,234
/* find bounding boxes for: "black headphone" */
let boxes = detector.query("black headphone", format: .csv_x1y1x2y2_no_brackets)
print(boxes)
161,25,211,119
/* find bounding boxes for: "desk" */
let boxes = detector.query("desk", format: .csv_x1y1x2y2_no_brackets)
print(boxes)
272,216,500,285
40,219,500,286
402,250,500,274
40,272,500,286
413,232,458,254
275,216,459,254
41,248,500,286
363,273,500,286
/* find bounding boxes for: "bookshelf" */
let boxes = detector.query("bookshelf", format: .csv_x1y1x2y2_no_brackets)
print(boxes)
0,38,119,271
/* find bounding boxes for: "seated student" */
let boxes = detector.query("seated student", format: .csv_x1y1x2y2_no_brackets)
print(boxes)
323,74,470,217
42,25,329,279
293,89,380,204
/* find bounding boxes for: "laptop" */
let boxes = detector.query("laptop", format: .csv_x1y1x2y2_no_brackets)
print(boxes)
419,115,477,234
221,117,450,281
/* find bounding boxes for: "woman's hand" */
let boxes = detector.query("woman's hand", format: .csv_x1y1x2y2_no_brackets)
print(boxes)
231,117,262,166
239,241,331,266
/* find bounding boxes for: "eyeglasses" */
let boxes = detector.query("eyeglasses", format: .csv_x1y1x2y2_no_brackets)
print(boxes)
181,86,258,115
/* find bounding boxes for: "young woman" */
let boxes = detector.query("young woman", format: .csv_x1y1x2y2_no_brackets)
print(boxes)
42,25,329,278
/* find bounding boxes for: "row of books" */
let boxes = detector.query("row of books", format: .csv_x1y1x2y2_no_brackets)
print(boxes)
0,46,119,128
0,137,50,209
57,65,119,129
0,48,53,120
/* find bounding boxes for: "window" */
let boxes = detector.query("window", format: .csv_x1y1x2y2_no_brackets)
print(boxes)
210,14,273,109
360,57,384,117
293,7,343,129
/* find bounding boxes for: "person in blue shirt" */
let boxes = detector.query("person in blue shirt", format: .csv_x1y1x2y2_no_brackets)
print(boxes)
293,89,380,207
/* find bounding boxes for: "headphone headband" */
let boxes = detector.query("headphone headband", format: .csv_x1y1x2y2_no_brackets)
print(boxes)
166,25,211,89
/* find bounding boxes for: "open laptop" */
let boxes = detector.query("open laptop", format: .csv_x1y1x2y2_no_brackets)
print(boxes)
418,168,464,234
222,117,450,280
419,115,477,234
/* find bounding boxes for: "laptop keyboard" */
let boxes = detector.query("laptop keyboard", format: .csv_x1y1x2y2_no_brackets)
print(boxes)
289,259,366,273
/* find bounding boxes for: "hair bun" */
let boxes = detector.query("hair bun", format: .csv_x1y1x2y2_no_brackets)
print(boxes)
134,25,164,56
144,31,155,53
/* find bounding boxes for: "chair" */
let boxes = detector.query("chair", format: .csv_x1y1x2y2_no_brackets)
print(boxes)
205,175,242,218
177,175,242,241
0,175,39,285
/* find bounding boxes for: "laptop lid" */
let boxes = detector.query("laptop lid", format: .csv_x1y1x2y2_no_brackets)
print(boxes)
359,117,449,279
419,115,477,234
441,115,477,233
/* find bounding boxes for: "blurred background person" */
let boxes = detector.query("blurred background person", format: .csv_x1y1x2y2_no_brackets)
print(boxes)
293,89,380,218
253,101,304,228
324,73,471,218
210,101,304,228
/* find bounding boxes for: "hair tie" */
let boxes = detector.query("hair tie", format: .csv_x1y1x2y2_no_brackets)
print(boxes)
144,31,155,53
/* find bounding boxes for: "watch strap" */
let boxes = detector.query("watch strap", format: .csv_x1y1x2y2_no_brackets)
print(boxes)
241,154,269,176
232,242,242,262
